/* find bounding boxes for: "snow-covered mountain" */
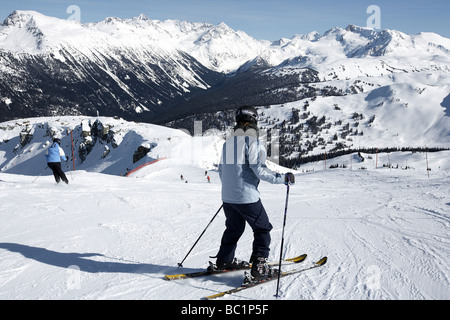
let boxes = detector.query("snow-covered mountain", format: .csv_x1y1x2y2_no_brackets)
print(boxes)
1,10,450,123
1,12,449,301
168,67,450,165
0,10,449,163
0,11,225,122
2,11,449,76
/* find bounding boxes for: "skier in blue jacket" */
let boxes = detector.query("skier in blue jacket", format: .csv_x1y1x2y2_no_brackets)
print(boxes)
212,106,295,281
45,138,69,184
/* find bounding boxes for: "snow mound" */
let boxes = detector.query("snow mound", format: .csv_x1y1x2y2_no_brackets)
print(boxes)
0,116,224,177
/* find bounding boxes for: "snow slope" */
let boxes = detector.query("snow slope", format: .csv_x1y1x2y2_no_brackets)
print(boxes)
0,117,449,299
258,71,450,155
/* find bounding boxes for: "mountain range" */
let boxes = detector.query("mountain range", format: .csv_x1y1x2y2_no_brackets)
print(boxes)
0,10,449,164
1,11,449,301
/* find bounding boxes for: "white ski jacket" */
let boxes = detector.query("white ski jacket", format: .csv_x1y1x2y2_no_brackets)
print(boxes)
219,128,284,204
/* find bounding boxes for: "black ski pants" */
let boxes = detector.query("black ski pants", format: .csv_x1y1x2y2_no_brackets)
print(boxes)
47,162,69,184
216,200,272,264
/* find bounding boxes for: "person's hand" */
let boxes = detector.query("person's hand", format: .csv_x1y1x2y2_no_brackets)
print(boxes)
285,172,295,185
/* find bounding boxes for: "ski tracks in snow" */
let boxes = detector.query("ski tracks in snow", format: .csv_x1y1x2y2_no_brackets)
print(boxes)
1,165,449,299
272,169,449,299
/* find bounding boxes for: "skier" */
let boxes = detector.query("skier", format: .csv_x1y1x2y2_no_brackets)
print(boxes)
212,106,295,282
45,138,69,184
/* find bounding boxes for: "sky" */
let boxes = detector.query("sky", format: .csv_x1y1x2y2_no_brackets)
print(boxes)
1,0,449,40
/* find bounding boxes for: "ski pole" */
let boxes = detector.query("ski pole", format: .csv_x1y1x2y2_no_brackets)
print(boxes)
178,204,223,268
32,166,48,183
275,182,291,298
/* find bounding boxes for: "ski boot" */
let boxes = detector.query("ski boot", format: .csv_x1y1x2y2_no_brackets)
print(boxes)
207,257,249,272
244,256,279,284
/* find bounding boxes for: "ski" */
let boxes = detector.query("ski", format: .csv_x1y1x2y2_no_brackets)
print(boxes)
203,256,327,300
164,254,307,281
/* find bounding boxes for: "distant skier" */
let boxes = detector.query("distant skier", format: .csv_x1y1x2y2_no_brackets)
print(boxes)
207,176,210,183
211,106,295,282
45,138,69,184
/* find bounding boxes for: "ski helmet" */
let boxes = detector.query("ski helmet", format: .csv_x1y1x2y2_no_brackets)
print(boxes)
235,106,258,124
53,138,61,145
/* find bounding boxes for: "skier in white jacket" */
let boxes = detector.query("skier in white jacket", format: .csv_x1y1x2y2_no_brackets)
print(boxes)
213,106,295,281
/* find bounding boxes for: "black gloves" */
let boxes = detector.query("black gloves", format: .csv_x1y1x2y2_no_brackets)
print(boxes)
285,172,295,185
